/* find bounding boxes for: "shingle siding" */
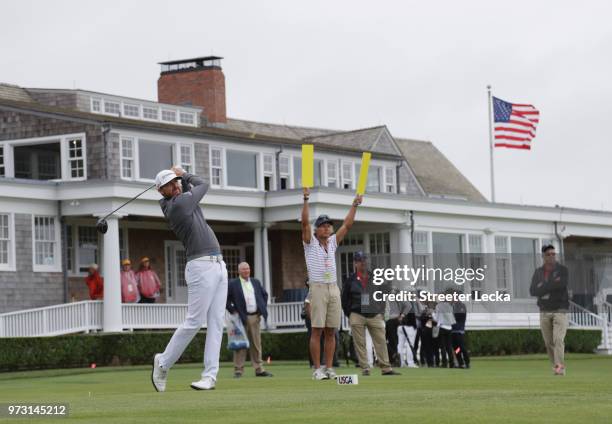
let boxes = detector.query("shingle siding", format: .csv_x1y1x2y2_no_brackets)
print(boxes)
0,214,63,313
27,90,78,109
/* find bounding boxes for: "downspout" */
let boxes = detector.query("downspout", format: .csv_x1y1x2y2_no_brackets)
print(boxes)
275,147,283,190
59,200,69,303
102,124,111,180
395,161,402,194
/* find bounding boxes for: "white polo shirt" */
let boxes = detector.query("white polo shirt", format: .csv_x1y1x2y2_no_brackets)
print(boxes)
303,234,338,284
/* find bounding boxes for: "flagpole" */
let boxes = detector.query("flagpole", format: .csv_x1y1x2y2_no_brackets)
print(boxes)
487,85,496,203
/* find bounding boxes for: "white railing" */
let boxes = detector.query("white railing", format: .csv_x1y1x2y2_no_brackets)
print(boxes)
569,301,603,328
0,300,610,340
601,302,612,326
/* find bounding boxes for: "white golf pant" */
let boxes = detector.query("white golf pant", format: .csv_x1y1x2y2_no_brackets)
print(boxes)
397,325,417,366
365,328,374,367
159,259,228,380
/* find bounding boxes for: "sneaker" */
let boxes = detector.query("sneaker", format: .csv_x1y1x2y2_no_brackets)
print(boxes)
233,372,242,379
408,363,419,369
191,376,216,390
255,370,273,377
312,368,329,380
382,369,401,376
325,368,338,379
362,368,371,376
151,354,168,392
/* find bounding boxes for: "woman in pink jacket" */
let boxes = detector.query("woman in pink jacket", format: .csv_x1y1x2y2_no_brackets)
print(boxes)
120,259,140,303
137,256,161,303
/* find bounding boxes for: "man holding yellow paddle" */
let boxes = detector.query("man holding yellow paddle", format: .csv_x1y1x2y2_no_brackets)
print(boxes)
301,145,368,380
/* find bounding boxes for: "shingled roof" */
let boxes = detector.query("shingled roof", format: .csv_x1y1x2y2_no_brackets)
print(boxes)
394,138,487,202
0,84,33,103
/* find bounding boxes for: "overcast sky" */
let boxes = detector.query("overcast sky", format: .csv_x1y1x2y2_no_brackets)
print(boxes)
2,0,611,210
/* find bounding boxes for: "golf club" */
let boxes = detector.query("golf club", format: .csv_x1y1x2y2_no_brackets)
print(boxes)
96,184,157,234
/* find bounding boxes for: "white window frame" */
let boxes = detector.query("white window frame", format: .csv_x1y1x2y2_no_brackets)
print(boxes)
161,109,178,124
209,145,262,191
210,146,224,187
0,133,87,182
120,136,135,180
123,103,141,118
90,97,102,113
262,153,275,191
279,155,290,190
179,111,196,125
384,166,395,193
32,215,61,272
326,159,338,188
142,106,160,121
341,161,354,190
103,100,121,116
179,143,193,174
0,213,15,271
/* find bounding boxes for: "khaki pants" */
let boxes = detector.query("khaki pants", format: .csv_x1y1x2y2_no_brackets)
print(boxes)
233,314,265,375
349,313,392,371
539,312,568,366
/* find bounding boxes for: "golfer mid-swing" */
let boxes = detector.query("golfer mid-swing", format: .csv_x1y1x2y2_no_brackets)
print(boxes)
302,187,362,380
151,166,228,392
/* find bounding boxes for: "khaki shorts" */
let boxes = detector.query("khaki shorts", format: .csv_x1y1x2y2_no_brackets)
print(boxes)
307,283,341,329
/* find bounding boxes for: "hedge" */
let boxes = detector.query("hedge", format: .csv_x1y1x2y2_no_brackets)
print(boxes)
0,329,601,372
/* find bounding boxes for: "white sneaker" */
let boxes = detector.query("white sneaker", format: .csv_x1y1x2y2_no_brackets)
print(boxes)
151,353,168,392
191,376,216,390
408,363,419,368
325,368,338,380
312,367,329,380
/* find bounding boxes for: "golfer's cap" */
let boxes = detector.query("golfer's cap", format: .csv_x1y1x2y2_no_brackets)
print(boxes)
155,169,179,188
121,259,131,266
140,256,150,263
353,251,367,262
314,215,333,228
89,263,98,270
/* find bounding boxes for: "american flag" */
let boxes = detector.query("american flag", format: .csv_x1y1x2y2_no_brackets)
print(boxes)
492,96,540,150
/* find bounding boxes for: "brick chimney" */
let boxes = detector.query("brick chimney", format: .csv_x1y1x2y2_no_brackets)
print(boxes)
157,56,227,126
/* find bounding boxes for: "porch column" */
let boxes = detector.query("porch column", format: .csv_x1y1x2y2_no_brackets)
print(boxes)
252,224,264,282
483,228,497,293
101,214,122,332
398,223,412,255
262,222,273,303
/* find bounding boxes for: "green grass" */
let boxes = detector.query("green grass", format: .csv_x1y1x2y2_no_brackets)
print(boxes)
1,355,611,423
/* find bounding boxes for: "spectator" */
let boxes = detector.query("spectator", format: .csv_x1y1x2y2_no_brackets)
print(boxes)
419,305,436,367
435,291,457,368
385,291,408,367
85,264,104,300
451,293,470,369
137,256,161,303
397,299,419,368
341,251,400,376
530,244,569,376
120,259,140,303
226,262,273,378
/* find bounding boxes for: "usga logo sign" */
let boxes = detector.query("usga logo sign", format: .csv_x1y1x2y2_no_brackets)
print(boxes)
336,375,359,385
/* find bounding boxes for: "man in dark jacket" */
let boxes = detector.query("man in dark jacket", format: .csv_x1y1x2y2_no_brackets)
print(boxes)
226,262,273,378
529,244,569,376
341,252,399,376
451,294,470,369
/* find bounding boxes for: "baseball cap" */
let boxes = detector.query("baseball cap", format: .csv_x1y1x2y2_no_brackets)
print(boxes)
140,256,150,263
354,251,367,262
155,169,180,188
314,214,334,228
121,259,131,266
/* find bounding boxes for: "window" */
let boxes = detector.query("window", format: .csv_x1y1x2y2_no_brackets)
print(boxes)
123,104,140,118
413,231,430,287
211,148,223,186
0,145,4,177
179,112,195,125
279,156,289,190
162,109,177,123
511,237,537,298
180,144,193,173
119,228,128,261
495,236,510,290
468,234,484,290
67,138,85,178
432,232,464,291
227,150,257,188
91,98,101,112
138,140,173,180
370,232,391,268
143,107,159,120
367,166,381,193
121,137,134,179
263,154,274,191
342,162,353,189
385,167,395,193
222,247,244,280
327,160,338,188
104,101,120,115
34,216,57,269
15,143,61,180
0,214,10,266
78,226,98,273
